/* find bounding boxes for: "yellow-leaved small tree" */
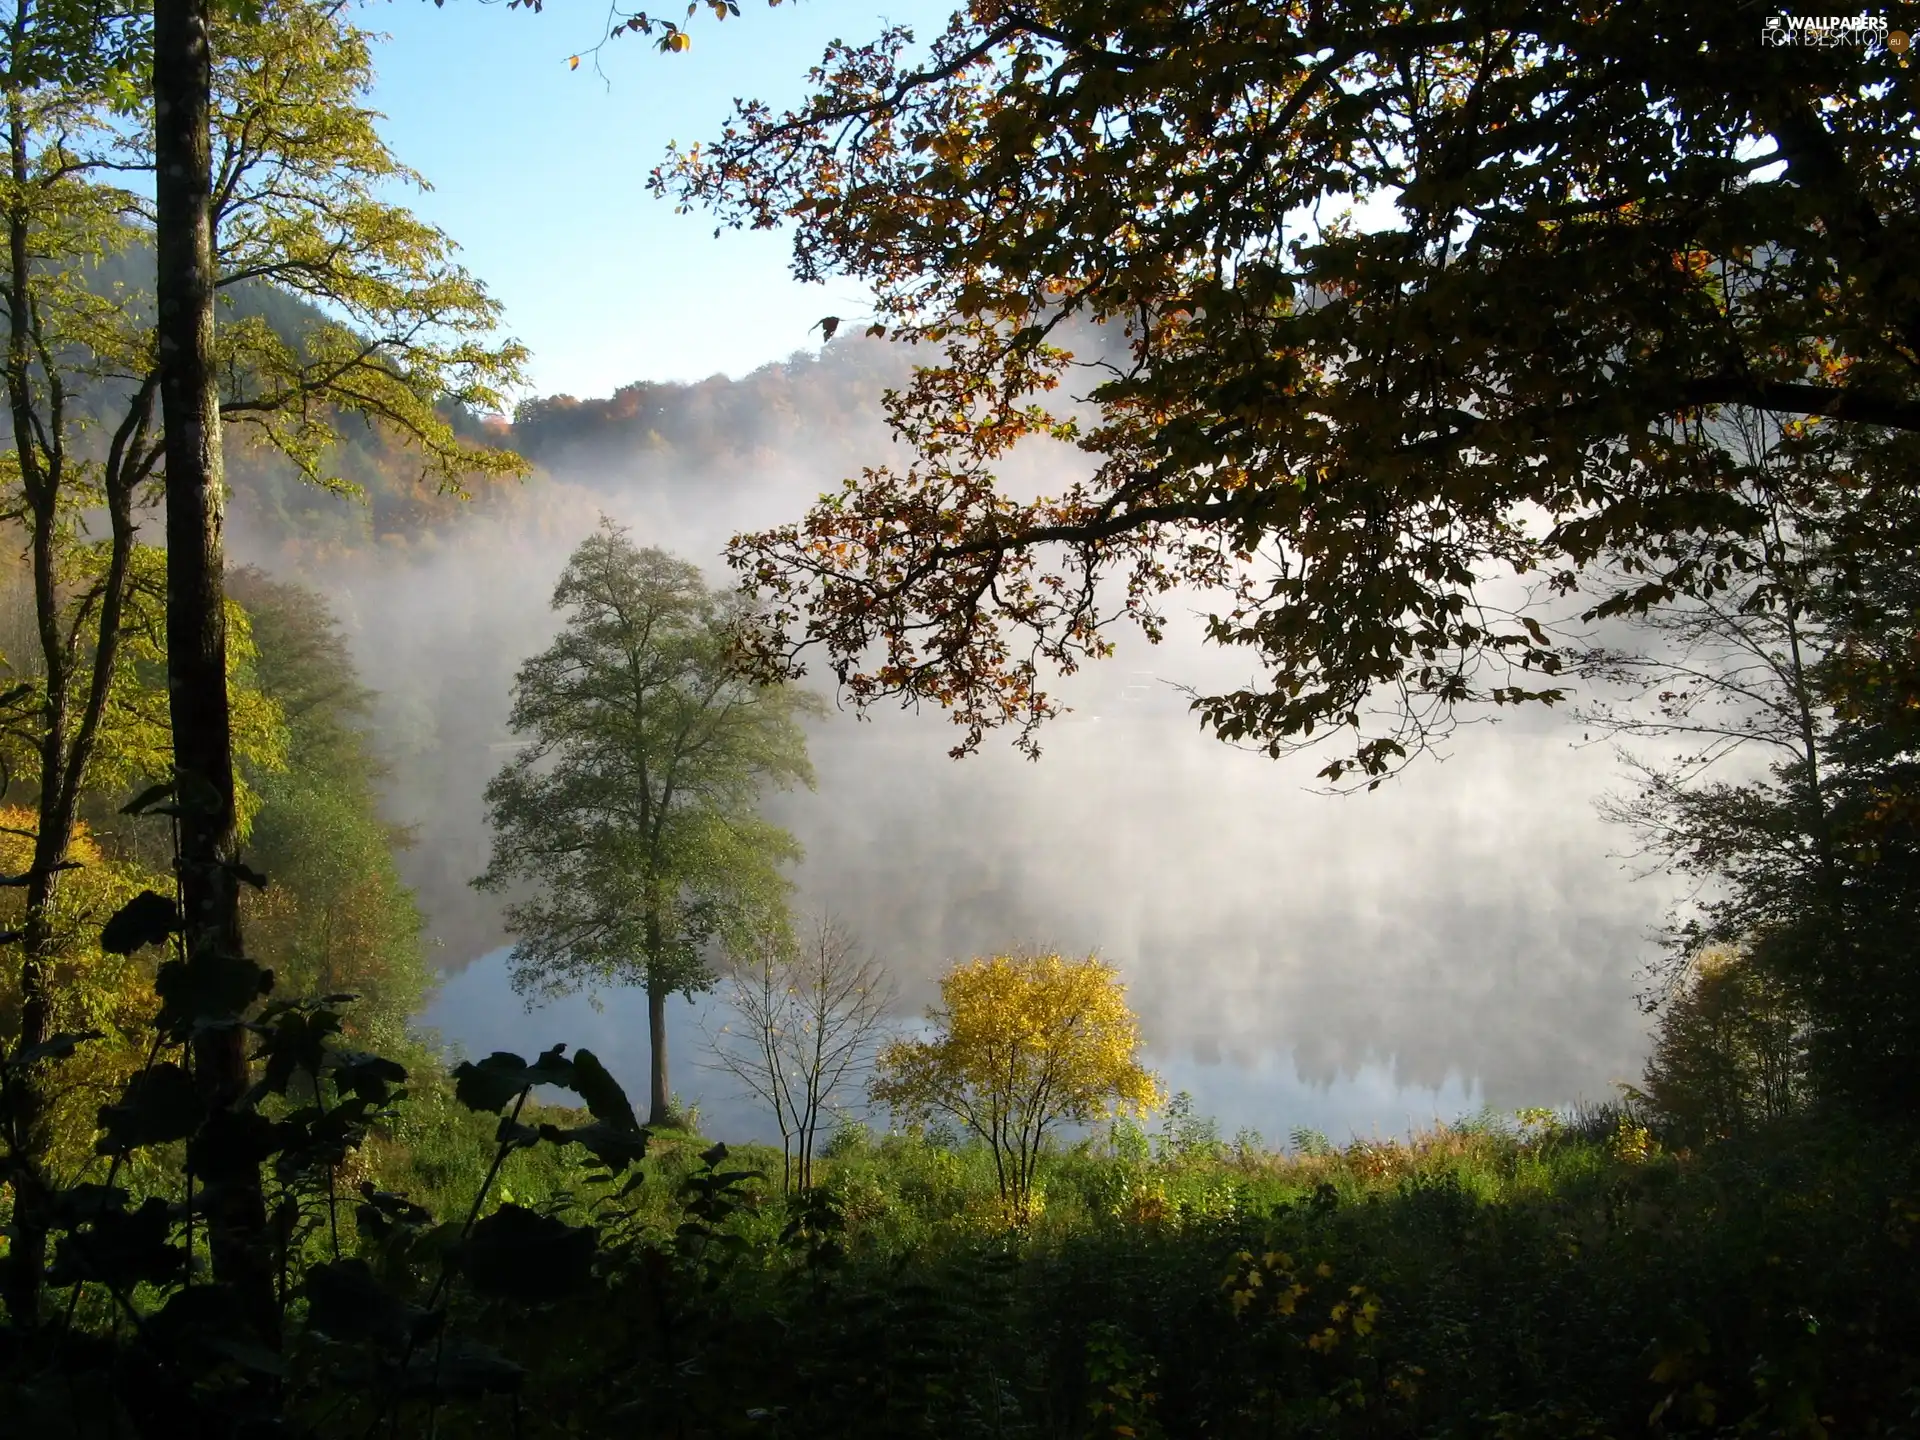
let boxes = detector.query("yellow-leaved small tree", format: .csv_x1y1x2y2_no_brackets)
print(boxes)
873,952,1162,1214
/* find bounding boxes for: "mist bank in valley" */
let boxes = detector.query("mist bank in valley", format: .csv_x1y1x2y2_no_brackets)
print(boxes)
227,337,1674,1114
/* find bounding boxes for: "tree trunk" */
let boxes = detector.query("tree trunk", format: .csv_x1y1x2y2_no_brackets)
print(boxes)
646,977,676,1129
2,24,156,1324
2,64,53,1330
154,0,277,1347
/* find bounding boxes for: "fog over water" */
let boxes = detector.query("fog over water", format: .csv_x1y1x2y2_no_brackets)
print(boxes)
248,362,1681,1145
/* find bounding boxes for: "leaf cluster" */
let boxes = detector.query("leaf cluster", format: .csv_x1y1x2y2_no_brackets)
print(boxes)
662,1,1920,779
476,520,819,1008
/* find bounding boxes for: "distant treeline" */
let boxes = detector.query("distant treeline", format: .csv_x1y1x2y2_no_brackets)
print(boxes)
224,336,921,559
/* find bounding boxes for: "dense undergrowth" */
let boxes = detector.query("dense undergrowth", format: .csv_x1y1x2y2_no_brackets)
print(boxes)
343,1081,1920,1439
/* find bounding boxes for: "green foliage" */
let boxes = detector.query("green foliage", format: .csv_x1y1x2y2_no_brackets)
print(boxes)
0,808,163,1170
11,4,1920,1436
475,518,820,1120
228,569,429,1054
351,1108,1920,1437
1638,945,1808,1147
13,838,1920,1440
1156,1090,1222,1165
1770,468,1920,1114
197,0,528,496
3,0,522,1326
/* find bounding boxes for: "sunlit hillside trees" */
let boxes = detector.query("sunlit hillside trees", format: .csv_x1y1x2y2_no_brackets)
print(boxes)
0,0,522,1325
1635,944,1807,1147
509,336,908,475
227,569,429,1056
0,543,284,1321
0,809,163,1178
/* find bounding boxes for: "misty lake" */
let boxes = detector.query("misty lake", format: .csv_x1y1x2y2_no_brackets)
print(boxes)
423,949,1486,1147
299,425,1683,1150
416,689,1668,1149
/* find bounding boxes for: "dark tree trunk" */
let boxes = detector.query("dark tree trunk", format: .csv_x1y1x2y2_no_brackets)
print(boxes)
646,977,675,1129
2,65,53,1330
154,0,277,1347
642,906,681,1129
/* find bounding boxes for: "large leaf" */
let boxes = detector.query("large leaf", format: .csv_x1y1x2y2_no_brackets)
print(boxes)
304,1258,429,1348
186,1108,283,1183
392,1338,526,1400
354,1182,433,1242
274,1095,379,1178
450,1045,574,1114
118,780,176,817
99,889,180,955
3,1029,103,1069
96,1063,203,1153
47,1197,184,1290
0,858,79,888
254,1005,342,1095
566,1048,640,1132
328,1049,409,1104
461,1204,595,1302
539,1119,648,1174
154,954,274,1036
51,1183,131,1226
144,1285,285,1378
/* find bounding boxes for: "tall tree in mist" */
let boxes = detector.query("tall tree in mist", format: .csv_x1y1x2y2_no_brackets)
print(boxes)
155,0,520,1336
150,0,270,1326
476,519,819,1128
663,4,1918,783
1577,408,1845,982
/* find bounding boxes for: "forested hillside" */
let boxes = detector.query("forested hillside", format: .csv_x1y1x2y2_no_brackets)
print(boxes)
509,338,910,478
225,332,914,554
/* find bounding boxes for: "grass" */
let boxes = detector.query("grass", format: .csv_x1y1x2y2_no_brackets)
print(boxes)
345,1078,1920,1438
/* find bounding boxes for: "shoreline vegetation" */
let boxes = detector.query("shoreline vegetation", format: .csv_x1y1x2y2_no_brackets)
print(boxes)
361,1079,1920,1438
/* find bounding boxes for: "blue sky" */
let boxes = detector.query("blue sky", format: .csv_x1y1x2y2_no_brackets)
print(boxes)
363,0,952,401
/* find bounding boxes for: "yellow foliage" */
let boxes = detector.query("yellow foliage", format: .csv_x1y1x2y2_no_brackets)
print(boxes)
0,807,165,1176
1611,1117,1658,1164
873,952,1162,1212
0,546,287,835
